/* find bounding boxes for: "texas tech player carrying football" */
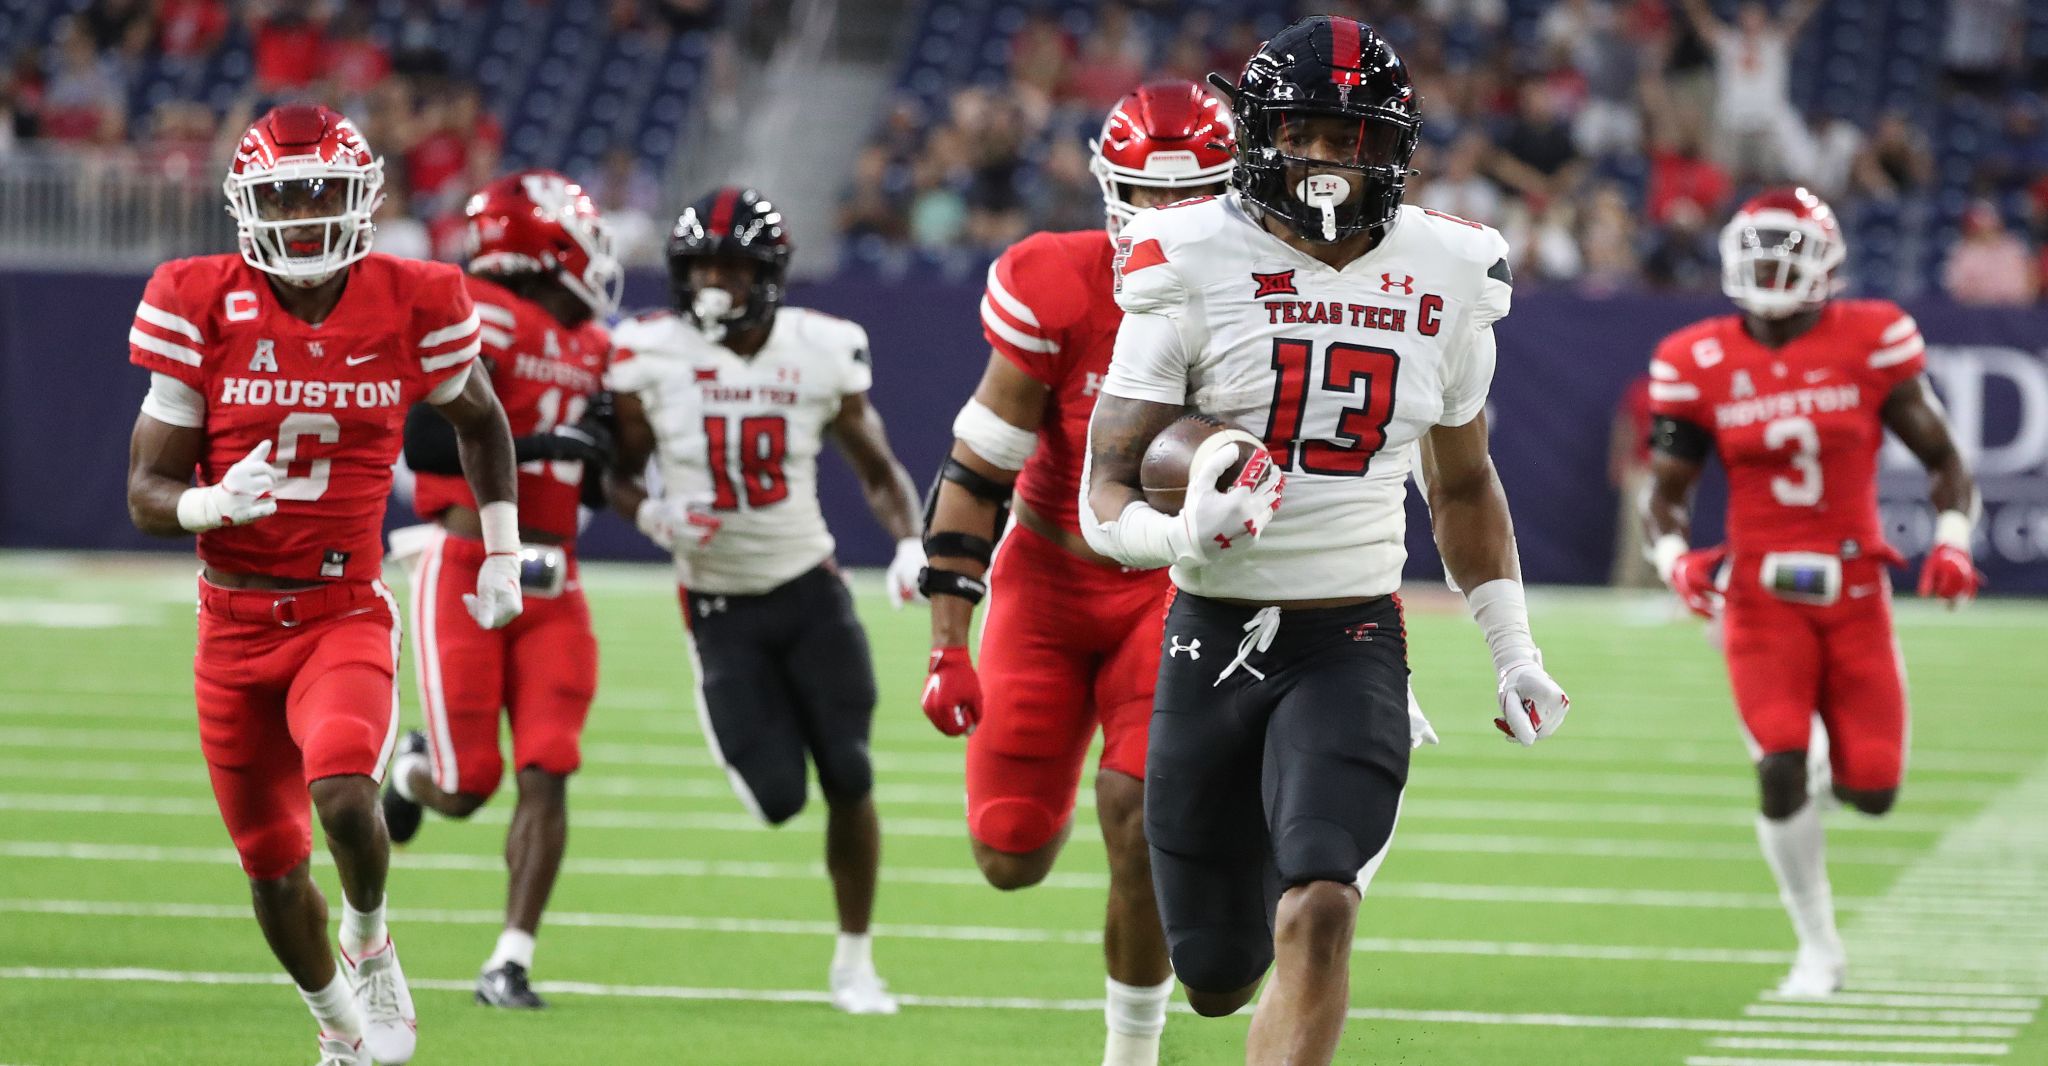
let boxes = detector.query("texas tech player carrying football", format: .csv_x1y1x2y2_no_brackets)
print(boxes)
1081,19,1569,1065
383,169,620,1009
919,80,1232,1066
124,104,520,1066
607,187,925,1014
1642,187,1982,997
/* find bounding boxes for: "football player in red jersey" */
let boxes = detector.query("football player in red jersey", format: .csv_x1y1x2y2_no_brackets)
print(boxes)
380,170,620,1009
124,105,519,1066
1642,188,1982,998
918,81,1232,1066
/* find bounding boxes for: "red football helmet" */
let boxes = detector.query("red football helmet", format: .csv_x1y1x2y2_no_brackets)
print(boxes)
1720,187,1846,319
223,104,384,286
1089,80,1237,234
464,169,622,316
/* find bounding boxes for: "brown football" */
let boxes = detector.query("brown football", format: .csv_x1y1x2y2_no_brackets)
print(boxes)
1141,412,1253,516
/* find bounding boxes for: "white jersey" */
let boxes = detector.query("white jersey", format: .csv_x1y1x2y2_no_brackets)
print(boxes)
1102,194,1511,600
607,306,872,595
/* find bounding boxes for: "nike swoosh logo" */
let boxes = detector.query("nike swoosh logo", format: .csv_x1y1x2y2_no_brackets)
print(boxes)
1847,584,1877,599
1804,371,1829,383
345,353,379,366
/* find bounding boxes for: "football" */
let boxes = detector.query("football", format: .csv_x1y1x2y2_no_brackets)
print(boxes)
1140,412,1255,515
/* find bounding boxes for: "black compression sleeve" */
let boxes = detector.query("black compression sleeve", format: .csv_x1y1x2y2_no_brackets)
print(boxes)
402,403,464,474
1648,415,1712,464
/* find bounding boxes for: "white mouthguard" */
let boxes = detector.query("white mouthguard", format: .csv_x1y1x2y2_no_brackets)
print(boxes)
1295,173,1352,241
692,288,734,342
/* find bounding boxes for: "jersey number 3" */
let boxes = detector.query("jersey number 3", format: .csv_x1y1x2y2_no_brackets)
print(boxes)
1764,415,1823,507
704,415,789,510
1263,338,1400,476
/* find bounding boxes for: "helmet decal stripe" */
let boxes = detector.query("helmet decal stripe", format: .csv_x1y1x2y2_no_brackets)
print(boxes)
1329,17,1364,85
709,187,740,237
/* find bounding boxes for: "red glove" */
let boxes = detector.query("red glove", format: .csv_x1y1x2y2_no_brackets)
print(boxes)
1917,544,1983,607
1667,545,1727,620
921,646,981,737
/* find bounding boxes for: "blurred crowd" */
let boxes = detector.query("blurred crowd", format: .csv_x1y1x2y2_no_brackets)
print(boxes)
840,0,2048,305
1,0,716,263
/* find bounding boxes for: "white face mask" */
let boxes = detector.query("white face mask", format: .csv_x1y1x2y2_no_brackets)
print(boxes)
1294,173,1352,241
692,287,735,342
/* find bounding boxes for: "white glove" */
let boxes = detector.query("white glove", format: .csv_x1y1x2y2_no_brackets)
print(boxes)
886,537,927,609
177,440,279,531
637,497,720,553
1178,437,1284,566
1495,656,1570,746
464,551,524,629
1407,689,1439,749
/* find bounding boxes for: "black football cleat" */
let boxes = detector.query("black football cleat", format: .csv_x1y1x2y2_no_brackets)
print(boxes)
381,731,429,845
476,961,547,1009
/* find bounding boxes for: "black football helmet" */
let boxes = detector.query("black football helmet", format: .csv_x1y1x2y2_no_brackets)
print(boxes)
667,186,793,335
1209,16,1420,244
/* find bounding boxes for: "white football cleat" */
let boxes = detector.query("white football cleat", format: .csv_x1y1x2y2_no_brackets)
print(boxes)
829,966,901,1015
343,937,418,1063
315,1034,369,1066
1775,944,1846,998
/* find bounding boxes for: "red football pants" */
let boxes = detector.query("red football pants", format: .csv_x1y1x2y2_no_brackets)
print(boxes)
1722,553,1908,792
965,522,1171,854
194,578,403,880
410,530,598,800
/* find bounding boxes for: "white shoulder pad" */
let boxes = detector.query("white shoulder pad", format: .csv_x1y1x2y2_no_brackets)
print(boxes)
780,307,873,395
1111,197,1228,317
1402,206,1514,327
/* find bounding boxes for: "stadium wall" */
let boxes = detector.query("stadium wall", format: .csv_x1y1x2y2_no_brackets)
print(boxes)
5,270,2044,592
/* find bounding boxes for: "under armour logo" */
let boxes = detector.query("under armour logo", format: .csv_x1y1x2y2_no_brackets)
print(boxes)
1380,273,1414,295
1168,636,1201,659
697,596,729,617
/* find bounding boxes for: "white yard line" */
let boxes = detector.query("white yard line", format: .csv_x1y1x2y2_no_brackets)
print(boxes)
0,965,2018,1039
0,793,1934,862
0,896,1799,966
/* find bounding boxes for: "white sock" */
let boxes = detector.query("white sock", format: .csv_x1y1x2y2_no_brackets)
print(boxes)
486,928,536,972
831,932,873,975
1755,803,1842,957
300,971,364,1040
339,899,387,960
1103,977,1172,1066
391,751,428,803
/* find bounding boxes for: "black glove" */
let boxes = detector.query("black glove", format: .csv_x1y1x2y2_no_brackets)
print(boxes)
550,412,616,467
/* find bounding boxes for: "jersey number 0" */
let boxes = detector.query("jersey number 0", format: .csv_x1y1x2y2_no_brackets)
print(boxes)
1263,338,1400,476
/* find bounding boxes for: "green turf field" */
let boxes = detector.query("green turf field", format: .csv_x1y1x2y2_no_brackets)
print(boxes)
2,551,2045,1066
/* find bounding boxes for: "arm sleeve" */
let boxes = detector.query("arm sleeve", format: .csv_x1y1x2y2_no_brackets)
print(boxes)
1866,306,1927,389
139,372,206,428
411,268,481,395
402,402,464,473
981,244,1066,385
1101,312,1190,406
604,317,659,394
127,265,209,390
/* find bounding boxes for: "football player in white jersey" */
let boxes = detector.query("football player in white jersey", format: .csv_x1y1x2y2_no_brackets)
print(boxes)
605,187,926,1014
1080,18,1572,1065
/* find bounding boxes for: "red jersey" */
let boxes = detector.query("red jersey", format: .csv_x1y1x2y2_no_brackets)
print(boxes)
129,253,480,581
1648,300,1926,557
978,230,1122,535
412,275,610,543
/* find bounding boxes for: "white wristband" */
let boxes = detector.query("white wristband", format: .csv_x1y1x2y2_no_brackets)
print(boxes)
479,500,520,554
1649,533,1688,586
1465,578,1538,675
1933,509,1973,551
175,486,223,532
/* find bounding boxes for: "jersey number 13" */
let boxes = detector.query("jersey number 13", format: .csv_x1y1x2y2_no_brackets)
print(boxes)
1263,338,1400,476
